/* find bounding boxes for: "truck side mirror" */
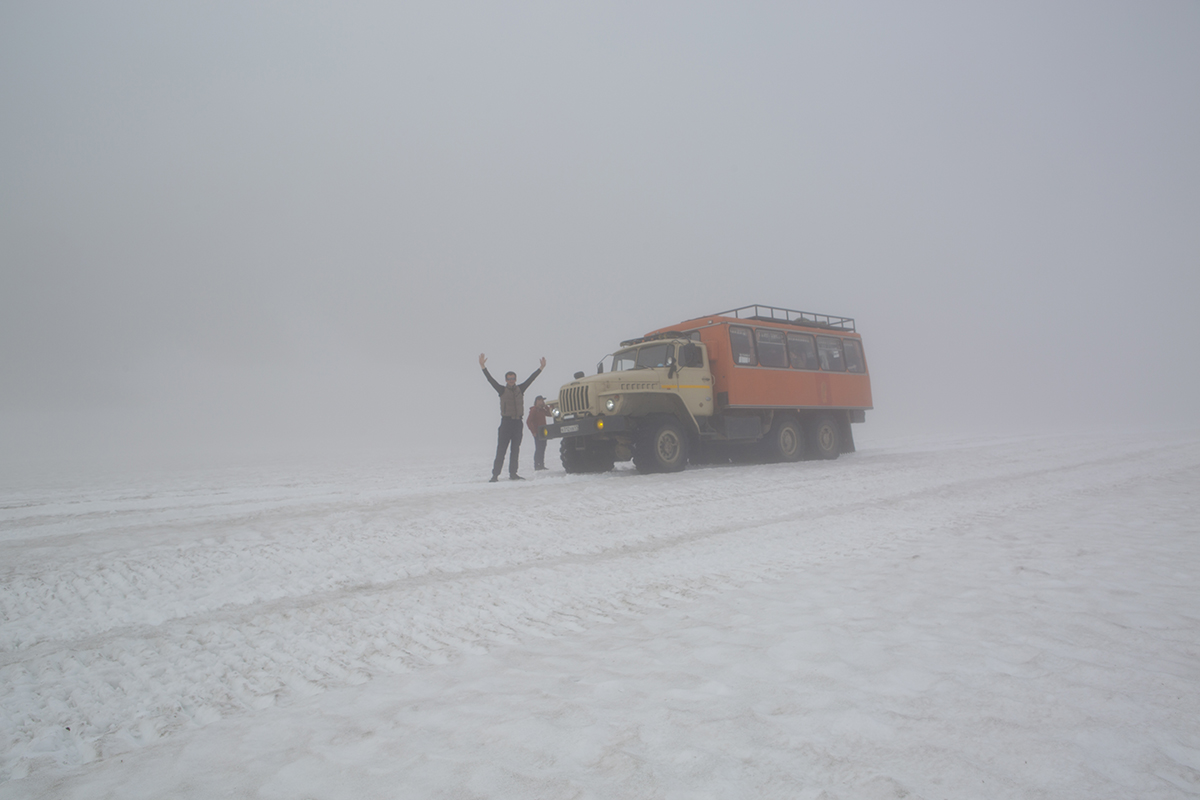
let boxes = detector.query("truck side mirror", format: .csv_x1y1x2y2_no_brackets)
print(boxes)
596,362,604,374
574,371,585,380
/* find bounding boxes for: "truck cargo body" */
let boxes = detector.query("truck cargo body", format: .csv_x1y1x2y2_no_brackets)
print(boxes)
646,313,873,413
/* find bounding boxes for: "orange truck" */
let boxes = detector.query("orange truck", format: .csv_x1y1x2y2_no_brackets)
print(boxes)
539,304,873,473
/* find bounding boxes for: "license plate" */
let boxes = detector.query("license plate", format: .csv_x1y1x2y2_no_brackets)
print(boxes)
559,424,579,434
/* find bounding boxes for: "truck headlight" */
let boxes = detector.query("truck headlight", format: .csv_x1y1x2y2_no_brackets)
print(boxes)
552,407,561,418
605,398,616,412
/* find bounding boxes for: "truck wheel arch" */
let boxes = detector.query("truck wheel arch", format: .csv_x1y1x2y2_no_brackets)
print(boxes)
624,393,702,437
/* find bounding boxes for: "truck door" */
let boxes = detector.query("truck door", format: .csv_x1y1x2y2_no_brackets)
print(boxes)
670,342,713,417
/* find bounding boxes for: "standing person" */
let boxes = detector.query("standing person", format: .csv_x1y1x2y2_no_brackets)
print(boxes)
480,353,545,482
526,395,553,470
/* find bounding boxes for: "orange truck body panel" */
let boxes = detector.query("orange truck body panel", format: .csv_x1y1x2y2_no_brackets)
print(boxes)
644,313,873,412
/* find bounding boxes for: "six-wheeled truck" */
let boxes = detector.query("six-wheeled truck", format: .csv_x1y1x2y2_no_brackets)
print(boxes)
537,304,873,474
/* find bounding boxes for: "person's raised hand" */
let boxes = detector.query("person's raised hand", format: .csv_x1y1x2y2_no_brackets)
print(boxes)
479,353,487,369
539,356,546,370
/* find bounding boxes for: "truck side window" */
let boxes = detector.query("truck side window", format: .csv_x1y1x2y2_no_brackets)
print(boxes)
786,333,819,370
680,343,704,368
816,336,846,371
843,339,865,373
729,326,756,366
755,328,787,367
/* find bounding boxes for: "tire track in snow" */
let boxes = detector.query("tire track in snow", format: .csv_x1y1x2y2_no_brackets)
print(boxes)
2,435,1197,771
0,435,1191,661
3,434,1191,655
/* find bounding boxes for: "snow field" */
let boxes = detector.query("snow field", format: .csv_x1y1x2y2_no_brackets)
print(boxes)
2,432,1199,797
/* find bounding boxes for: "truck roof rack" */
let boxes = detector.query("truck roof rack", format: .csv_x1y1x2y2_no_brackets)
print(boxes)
619,330,690,347
711,304,856,332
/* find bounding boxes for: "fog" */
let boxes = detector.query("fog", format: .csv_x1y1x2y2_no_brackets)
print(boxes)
3,2,1198,473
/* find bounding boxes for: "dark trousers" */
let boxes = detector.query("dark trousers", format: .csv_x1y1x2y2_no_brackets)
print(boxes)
493,418,524,477
533,435,547,469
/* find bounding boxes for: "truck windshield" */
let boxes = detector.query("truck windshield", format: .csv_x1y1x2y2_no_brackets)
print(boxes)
612,350,637,371
611,343,673,371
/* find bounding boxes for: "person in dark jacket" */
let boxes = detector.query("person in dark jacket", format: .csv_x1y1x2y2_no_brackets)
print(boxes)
526,395,552,470
480,353,545,482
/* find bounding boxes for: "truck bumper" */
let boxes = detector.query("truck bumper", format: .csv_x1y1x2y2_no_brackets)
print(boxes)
540,415,629,440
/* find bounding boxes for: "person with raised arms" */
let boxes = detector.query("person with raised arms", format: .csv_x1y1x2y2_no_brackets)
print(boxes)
479,353,545,482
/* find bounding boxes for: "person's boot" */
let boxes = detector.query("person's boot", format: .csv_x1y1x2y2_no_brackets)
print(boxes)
510,474,524,481
489,475,499,483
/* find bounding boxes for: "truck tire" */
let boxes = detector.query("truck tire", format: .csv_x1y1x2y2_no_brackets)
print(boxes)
806,414,841,460
766,415,804,463
634,418,689,474
560,440,584,473
560,440,616,474
587,445,616,473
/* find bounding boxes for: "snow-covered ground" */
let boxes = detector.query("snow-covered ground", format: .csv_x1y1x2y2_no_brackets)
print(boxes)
2,431,1198,799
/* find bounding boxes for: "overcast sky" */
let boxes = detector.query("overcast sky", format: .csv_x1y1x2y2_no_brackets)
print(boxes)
2,2,1198,471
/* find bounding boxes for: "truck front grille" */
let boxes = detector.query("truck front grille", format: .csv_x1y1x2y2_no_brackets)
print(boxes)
559,385,590,415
